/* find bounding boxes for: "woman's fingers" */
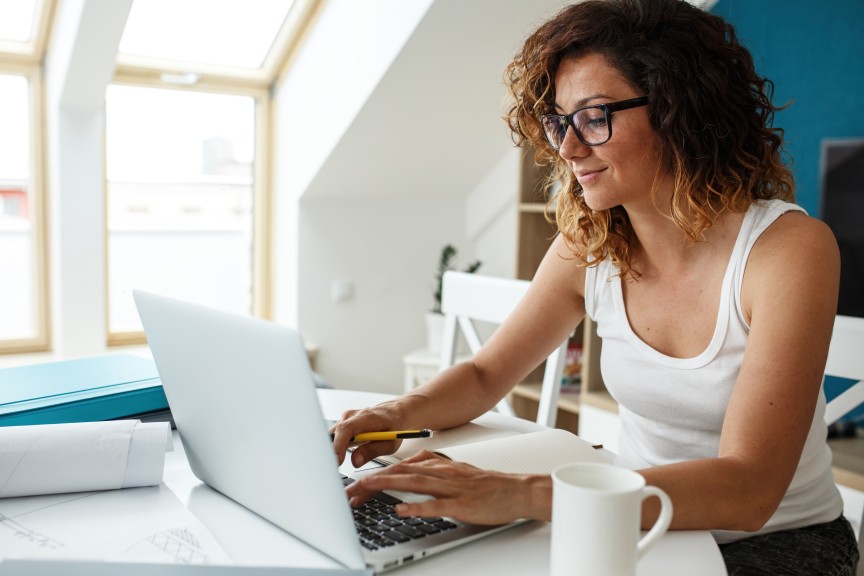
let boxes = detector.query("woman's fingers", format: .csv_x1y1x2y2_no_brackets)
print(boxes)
330,408,399,465
400,450,451,464
345,457,462,502
349,439,402,468
344,455,530,525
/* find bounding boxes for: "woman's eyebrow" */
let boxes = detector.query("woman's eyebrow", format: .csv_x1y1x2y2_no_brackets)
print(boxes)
553,93,614,112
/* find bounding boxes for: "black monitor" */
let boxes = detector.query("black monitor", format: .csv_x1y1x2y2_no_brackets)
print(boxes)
820,138,864,318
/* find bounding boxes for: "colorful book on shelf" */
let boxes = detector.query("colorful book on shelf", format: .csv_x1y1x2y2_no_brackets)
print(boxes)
0,354,168,426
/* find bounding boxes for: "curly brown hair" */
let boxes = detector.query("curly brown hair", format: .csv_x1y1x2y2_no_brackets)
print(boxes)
504,0,794,278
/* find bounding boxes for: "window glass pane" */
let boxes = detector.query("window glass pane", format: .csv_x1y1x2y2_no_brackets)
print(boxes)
0,73,37,340
118,0,294,69
0,0,37,43
106,85,255,333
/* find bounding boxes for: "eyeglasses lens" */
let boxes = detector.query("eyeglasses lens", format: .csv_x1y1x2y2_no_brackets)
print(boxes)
541,116,567,149
541,107,611,149
574,108,609,145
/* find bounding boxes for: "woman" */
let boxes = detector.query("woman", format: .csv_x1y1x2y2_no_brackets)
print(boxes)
332,0,859,573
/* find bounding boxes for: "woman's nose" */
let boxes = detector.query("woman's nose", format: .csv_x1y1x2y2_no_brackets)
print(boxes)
558,126,591,160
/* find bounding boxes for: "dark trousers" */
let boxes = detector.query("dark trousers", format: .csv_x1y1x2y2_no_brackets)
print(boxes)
720,515,859,576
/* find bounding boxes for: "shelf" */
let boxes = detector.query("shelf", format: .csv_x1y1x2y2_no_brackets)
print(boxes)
518,202,547,213
516,147,556,281
516,211,557,281
512,382,581,414
510,382,579,434
514,146,592,438
829,435,864,491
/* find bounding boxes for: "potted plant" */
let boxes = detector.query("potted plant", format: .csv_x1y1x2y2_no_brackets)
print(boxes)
425,244,481,353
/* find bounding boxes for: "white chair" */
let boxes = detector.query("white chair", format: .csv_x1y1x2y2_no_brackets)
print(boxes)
438,270,570,428
823,314,864,575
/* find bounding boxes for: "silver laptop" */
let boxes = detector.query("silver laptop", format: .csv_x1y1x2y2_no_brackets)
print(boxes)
133,290,516,573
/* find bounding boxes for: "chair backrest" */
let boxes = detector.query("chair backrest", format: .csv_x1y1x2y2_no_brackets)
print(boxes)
823,315,864,575
824,315,864,426
438,271,569,428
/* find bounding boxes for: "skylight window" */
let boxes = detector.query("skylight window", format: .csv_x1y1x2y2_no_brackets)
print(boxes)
0,0,41,55
118,0,295,71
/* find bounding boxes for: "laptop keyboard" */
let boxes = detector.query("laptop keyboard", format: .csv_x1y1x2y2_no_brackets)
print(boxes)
341,475,458,551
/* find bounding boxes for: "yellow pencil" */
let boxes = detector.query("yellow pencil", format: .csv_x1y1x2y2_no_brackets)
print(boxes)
330,429,432,442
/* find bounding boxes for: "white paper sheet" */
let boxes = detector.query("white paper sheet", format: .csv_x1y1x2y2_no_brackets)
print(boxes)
0,420,173,498
0,484,231,564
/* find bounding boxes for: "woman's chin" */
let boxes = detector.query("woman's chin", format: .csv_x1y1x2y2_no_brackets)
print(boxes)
580,189,617,212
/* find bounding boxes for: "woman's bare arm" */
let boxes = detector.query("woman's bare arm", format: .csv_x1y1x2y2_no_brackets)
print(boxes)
332,234,587,467
637,213,840,530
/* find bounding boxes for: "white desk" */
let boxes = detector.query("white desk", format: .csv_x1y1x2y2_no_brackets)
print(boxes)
0,389,727,575
316,390,727,575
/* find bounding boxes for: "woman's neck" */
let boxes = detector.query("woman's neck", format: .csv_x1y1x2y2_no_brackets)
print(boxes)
623,195,741,280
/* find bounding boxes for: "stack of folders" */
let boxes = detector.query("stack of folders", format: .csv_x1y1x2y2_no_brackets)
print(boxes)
0,354,170,427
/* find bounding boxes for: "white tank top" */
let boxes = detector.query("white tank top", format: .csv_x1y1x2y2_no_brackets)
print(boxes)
584,199,843,543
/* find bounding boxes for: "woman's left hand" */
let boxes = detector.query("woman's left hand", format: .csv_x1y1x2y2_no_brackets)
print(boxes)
344,451,551,525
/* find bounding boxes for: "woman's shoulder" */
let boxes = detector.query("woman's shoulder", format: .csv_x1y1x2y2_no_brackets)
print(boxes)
751,206,837,258
536,233,590,298
735,203,839,326
743,206,840,302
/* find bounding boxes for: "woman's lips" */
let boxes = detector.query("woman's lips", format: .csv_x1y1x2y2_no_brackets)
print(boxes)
576,167,605,185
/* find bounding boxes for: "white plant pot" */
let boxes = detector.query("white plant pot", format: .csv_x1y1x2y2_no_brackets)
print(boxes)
425,312,445,354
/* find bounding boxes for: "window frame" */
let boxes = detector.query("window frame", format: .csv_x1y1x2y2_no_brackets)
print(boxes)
104,0,323,347
0,0,322,353
0,62,50,354
0,0,55,354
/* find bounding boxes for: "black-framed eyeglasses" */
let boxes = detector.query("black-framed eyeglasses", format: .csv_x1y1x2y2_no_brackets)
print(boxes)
539,96,649,150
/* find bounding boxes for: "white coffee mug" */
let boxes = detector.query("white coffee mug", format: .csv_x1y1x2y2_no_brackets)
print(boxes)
550,462,673,576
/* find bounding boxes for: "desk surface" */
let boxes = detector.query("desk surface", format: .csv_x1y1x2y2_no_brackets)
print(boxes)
311,390,727,576
2,389,727,575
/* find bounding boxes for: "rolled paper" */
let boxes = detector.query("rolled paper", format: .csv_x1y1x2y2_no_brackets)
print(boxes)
0,420,173,498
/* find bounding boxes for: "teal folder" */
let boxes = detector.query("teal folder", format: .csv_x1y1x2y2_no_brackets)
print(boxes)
0,354,168,426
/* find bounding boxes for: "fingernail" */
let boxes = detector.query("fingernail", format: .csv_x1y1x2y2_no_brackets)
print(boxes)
352,453,366,468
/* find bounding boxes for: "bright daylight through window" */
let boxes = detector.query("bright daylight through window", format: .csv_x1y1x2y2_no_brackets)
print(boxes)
105,85,255,334
118,0,294,70
0,0,38,45
0,73,37,341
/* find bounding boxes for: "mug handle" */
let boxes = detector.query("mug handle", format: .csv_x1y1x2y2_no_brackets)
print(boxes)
636,485,673,558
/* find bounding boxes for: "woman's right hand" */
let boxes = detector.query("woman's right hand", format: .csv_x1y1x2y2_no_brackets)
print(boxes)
330,402,405,468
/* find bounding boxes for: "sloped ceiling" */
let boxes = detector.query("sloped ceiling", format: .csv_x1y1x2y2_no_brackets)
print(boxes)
302,0,566,200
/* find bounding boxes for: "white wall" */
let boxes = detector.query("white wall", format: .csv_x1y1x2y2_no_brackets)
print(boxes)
274,0,564,393
297,196,464,392
273,0,434,328
293,150,519,394
293,159,521,393
466,148,522,280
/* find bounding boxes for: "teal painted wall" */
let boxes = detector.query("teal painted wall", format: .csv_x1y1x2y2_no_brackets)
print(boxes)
711,0,864,216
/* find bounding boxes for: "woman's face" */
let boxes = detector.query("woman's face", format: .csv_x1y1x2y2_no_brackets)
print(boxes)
553,53,668,212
